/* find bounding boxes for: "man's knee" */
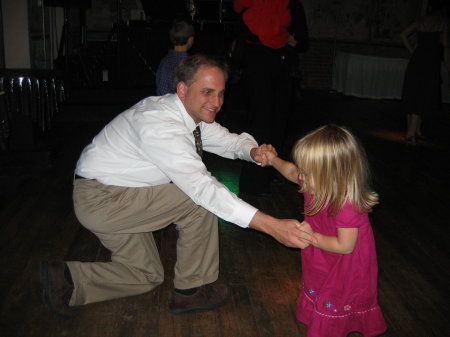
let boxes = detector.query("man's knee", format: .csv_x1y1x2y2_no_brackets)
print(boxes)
144,272,164,288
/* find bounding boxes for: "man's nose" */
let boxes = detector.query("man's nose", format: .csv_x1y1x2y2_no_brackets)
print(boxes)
211,94,222,107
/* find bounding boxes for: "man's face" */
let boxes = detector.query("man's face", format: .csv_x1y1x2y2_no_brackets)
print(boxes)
177,66,225,124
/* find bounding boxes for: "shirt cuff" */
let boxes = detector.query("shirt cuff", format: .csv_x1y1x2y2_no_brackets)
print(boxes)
231,201,258,228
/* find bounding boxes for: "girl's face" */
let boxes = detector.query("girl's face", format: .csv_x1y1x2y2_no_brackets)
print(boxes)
298,171,306,187
298,167,315,190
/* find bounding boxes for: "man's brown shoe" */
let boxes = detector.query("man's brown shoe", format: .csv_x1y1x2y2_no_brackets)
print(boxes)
169,283,229,315
40,261,74,318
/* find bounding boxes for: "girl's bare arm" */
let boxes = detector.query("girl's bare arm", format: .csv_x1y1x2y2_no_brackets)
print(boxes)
264,150,299,184
302,221,359,254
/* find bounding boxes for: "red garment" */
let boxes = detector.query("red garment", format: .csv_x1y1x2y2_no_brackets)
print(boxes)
234,0,291,49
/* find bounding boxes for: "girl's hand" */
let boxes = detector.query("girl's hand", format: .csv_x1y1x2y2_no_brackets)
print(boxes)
261,148,278,167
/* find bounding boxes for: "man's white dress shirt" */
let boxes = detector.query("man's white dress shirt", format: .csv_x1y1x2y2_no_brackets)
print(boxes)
75,94,259,228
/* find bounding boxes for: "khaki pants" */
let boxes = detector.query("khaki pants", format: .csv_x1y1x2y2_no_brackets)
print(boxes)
68,178,219,306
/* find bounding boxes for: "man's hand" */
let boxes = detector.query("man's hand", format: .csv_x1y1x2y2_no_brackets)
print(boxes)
250,144,277,164
287,34,298,47
269,219,316,248
249,211,317,249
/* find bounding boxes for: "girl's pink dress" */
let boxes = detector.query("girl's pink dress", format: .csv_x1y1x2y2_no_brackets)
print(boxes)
297,193,387,337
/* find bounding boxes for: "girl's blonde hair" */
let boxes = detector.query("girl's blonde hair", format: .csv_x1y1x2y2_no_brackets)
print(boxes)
291,124,378,216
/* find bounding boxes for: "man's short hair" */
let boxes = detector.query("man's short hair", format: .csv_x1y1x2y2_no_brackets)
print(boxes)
169,20,195,46
175,54,229,86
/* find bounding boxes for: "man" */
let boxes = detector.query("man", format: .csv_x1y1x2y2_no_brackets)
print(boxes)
40,54,315,318
155,20,194,95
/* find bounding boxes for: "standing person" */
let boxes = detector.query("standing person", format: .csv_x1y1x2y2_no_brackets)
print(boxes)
401,0,450,145
262,125,387,337
155,20,195,95
234,0,308,197
40,54,316,319
285,0,310,100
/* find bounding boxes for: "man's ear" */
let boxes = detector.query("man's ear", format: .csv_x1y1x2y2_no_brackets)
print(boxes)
177,81,187,100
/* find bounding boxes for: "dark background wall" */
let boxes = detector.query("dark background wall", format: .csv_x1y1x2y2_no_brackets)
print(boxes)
298,0,426,89
79,0,429,89
303,0,423,42
82,0,424,43
23,0,432,89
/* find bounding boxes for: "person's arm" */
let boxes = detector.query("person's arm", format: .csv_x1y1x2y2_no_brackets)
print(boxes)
249,211,317,249
400,22,418,54
300,220,358,254
313,227,358,254
288,0,309,53
201,122,259,162
262,149,299,184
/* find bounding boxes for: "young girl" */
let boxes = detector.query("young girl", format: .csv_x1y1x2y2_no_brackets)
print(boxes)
263,125,387,337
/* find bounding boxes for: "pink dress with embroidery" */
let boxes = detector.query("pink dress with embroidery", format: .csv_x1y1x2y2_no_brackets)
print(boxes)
297,193,387,337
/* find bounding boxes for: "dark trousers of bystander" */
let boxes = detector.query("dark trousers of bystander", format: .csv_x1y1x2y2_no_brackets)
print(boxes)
239,42,294,196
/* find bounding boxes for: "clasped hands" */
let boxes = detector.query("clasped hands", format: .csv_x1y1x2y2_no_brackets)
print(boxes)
250,144,282,168
250,144,277,166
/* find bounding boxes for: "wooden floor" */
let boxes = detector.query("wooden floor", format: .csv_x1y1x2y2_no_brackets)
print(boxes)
0,86,449,337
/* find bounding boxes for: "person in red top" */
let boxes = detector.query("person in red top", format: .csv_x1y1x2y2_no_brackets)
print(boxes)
235,0,292,49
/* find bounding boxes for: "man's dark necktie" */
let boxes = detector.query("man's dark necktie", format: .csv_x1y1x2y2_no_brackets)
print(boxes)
193,126,203,158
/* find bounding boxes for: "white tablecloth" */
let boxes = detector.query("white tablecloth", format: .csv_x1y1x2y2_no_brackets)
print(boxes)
331,51,450,103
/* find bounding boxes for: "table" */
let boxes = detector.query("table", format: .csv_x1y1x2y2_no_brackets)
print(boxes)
331,51,450,103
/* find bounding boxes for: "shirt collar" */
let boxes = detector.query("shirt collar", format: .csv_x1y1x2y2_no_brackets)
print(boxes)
173,94,200,133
